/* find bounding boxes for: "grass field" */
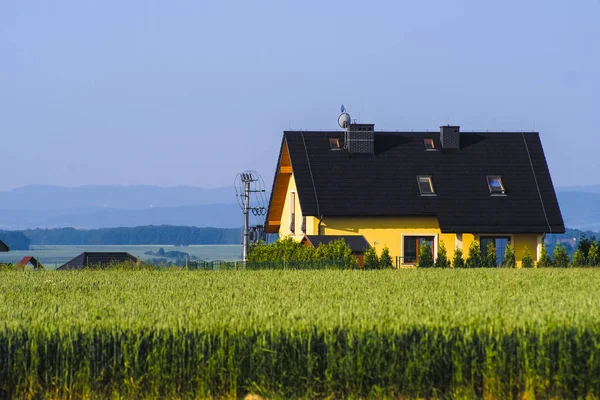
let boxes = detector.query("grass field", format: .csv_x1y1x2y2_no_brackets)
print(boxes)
0,244,241,266
1,269,599,398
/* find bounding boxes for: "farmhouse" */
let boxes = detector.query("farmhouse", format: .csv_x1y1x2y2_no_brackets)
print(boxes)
0,240,8,252
265,124,564,267
57,252,138,270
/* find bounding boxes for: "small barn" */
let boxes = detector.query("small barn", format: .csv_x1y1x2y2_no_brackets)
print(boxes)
302,235,371,266
57,252,138,270
16,256,43,270
0,240,9,252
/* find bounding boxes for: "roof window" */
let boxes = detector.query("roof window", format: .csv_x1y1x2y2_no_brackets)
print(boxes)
487,176,505,195
329,138,341,150
424,138,436,150
417,176,435,195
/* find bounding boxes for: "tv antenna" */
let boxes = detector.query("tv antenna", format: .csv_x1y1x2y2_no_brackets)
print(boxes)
234,170,267,263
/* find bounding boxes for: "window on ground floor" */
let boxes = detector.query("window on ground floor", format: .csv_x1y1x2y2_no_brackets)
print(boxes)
403,236,435,264
480,236,511,265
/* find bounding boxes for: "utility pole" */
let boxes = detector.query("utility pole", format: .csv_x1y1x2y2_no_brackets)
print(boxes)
242,176,251,263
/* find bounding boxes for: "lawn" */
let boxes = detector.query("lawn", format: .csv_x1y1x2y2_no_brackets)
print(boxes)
1,269,599,398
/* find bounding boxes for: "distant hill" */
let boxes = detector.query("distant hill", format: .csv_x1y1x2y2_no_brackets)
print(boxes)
0,185,234,210
556,191,600,231
0,185,251,230
0,204,243,230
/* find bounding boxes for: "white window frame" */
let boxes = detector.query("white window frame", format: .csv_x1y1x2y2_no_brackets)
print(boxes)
400,233,438,266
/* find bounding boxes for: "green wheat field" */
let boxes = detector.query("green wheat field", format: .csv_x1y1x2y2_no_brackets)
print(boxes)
1,269,599,399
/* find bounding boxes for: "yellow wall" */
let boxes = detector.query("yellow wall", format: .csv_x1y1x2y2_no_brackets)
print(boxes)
278,174,306,241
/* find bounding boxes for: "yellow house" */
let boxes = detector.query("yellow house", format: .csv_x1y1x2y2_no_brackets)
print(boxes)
265,124,565,267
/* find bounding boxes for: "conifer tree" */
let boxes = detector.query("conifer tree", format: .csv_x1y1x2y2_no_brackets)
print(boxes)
572,249,586,267
417,242,434,268
452,248,465,269
434,241,451,268
379,246,393,269
521,246,534,268
553,245,569,268
588,243,600,267
363,247,380,270
502,243,516,268
466,241,484,268
485,241,497,268
537,244,552,268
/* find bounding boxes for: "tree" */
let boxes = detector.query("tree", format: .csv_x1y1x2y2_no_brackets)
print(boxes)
363,247,380,270
452,248,465,269
485,242,497,268
501,243,516,268
588,243,600,267
553,245,569,268
466,241,484,268
521,246,534,268
434,241,451,268
537,244,552,268
379,246,393,269
417,242,434,268
571,249,587,267
577,233,595,260
157,247,166,257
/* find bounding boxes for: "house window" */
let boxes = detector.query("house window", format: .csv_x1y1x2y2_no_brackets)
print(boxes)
480,236,511,265
289,192,296,233
487,176,505,195
329,138,341,150
424,138,436,150
403,236,435,264
417,176,435,195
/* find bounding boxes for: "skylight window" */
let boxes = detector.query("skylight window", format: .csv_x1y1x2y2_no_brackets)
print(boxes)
417,176,435,195
424,138,436,150
329,138,341,150
487,176,505,195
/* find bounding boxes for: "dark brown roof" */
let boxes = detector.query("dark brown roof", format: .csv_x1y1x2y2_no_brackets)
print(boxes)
273,130,564,234
303,235,371,253
57,252,138,270
0,240,8,252
16,256,43,269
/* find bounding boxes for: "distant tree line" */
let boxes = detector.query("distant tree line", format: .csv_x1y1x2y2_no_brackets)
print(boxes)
1,226,241,247
0,231,31,251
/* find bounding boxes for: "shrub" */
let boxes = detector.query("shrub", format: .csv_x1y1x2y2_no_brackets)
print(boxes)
485,242,497,268
363,247,380,270
417,242,434,268
588,243,600,267
571,249,587,267
379,246,393,269
466,241,484,268
553,245,570,268
501,243,516,268
434,241,451,268
452,248,465,269
537,245,552,268
521,246,534,268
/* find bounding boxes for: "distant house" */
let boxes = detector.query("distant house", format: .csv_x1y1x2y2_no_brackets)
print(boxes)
16,256,43,270
0,240,9,252
57,252,138,270
265,123,565,267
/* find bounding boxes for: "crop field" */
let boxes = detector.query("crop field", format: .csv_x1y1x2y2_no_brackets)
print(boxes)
1,269,599,399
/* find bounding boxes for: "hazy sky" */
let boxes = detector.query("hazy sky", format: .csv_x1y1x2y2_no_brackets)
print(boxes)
1,1,599,191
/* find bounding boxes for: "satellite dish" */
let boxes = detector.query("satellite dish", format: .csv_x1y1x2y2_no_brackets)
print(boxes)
341,104,346,113
338,112,351,129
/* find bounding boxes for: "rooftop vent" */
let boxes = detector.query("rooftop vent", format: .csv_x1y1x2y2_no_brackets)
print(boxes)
440,125,460,149
346,123,374,154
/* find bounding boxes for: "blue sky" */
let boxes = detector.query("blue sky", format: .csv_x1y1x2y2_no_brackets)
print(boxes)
1,1,599,191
